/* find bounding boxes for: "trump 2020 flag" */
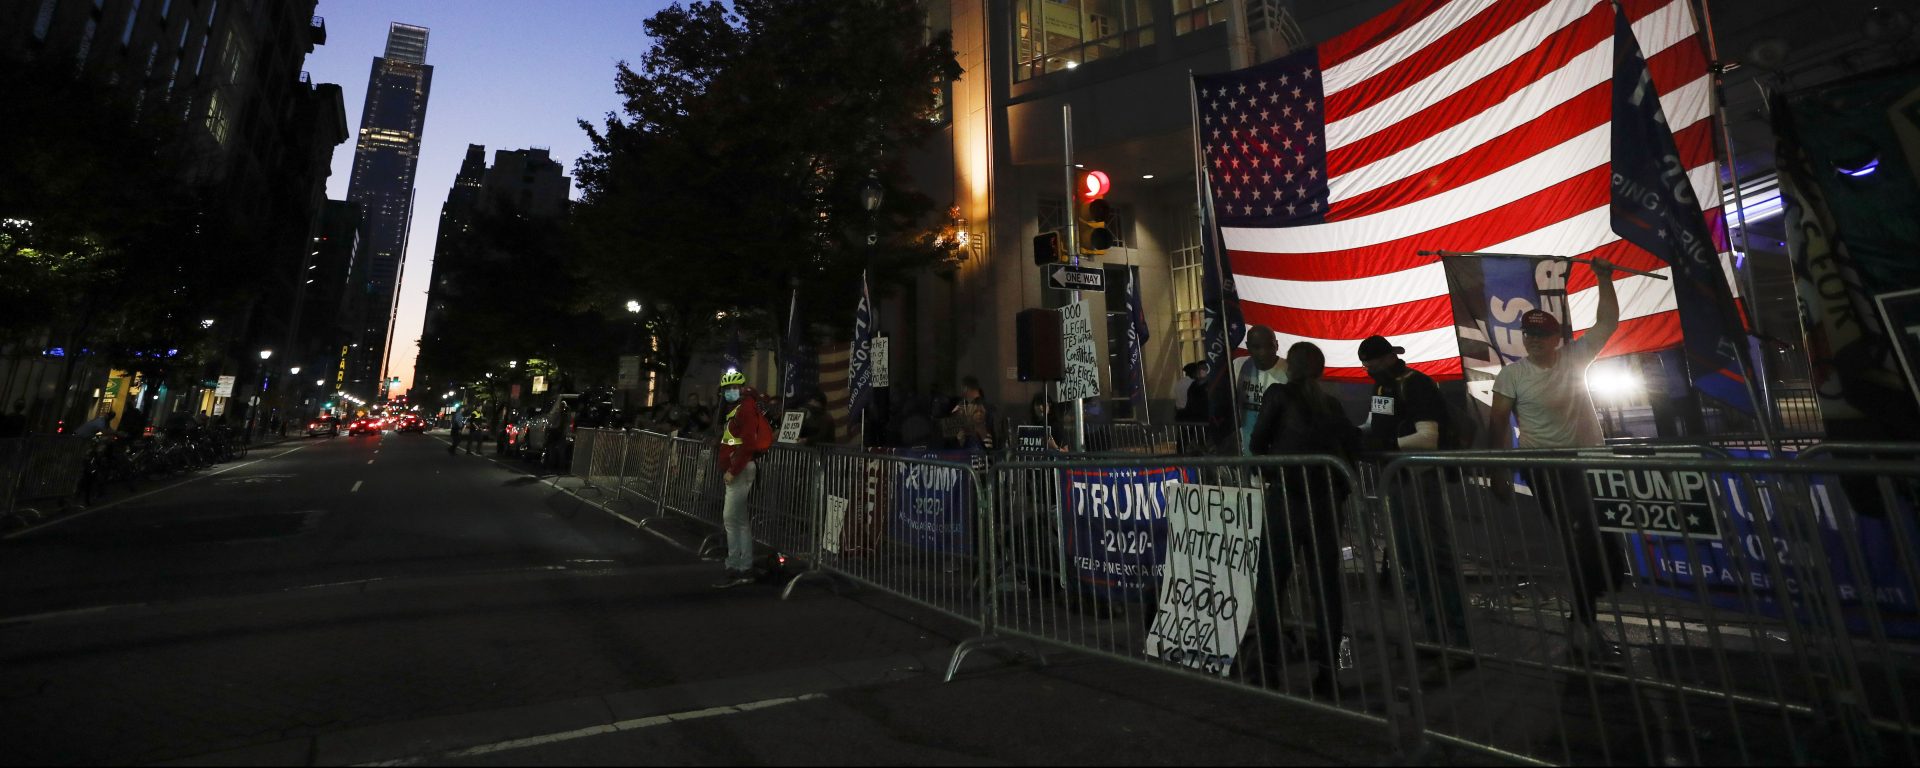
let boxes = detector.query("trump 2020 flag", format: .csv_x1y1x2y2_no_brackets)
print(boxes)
1197,196,1246,428
1194,0,1725,382
1125,268,1151,413
1608,4,1752,414
847,271,875,425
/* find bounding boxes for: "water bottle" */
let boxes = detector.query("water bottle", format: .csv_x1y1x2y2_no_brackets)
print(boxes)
1338,634,1355,670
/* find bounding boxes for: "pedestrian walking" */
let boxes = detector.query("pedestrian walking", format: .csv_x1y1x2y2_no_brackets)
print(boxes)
466,412,486,454
1487,257,1626,666
448,411,463,455
1358,334,1474,668
1244,342,1361,697
712,370,772,589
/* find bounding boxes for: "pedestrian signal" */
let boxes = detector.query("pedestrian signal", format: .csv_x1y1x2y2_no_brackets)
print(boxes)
1033,230,1064,266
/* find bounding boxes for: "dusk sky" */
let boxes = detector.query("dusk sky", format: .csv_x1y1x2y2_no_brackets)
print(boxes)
305,0,677,393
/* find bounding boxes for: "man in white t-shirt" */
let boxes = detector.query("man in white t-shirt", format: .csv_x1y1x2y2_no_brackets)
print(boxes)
1487,257,1624,666
1232,326,1288,455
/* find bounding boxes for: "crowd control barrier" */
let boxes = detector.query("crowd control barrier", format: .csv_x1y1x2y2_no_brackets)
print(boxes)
2,436,88,527
565,427,1920,765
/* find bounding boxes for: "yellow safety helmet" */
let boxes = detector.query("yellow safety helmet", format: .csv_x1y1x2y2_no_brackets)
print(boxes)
719,370,747,387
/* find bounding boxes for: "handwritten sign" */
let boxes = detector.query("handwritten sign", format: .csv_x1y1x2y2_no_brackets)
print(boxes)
822,494,849,554
1055,302,1099,402
871,336,890,389
1146,481,1266,677
778,411,805,443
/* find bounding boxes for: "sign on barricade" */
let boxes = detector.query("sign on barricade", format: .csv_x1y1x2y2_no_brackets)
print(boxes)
778,412,805,444
1060,465,1194,602
1583,450,1720,539
1625,450,1920,638
886,449,973,554
1145,481,1265,677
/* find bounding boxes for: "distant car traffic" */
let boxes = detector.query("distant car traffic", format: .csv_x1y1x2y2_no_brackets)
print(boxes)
346,417,381,436
396,415,428,433
305,417,340,437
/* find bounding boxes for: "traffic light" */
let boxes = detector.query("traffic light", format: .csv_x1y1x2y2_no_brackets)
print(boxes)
1033,230,1064,266
1075,169,1113,257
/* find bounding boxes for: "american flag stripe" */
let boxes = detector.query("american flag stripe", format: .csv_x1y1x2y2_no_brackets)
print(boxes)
818,340,852,440
1204,0,1727,380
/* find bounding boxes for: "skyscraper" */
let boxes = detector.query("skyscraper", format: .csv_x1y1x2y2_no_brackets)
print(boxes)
344,22,432,399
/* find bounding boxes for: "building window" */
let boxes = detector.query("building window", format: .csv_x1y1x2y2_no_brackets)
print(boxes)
1173,0,1228,36
33,0,58,41
1012,0,1154,82
77,18,97,65
158,0,170,19
1168,204,1205,367
121,0,142,47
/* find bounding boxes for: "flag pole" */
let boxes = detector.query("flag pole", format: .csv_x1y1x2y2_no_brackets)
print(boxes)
1418,250,1670,280
1063,104,1086,453
1188,71,1244,456
1691,0,1783,450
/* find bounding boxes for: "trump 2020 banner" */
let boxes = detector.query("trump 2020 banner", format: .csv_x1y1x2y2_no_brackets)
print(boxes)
1060,466,1195,602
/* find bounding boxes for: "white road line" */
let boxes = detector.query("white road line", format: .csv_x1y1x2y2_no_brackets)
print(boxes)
358,694,825,766
3,444,311,540
351,480,363,493
367,459,375,465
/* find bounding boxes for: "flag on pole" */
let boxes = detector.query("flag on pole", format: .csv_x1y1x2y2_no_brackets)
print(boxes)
1198,197,1247,429
1124,268,1151,415
1607,5,1752,415
1193,0,1724,382
781,288,819,409
847,271,876,425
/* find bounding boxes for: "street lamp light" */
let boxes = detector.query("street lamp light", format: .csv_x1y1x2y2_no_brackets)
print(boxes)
259,349,273,361
290,366,302,375
860,177,885,213
626,300,641,314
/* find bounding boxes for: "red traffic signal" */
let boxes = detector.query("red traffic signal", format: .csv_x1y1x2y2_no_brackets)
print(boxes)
1078,169,1111,200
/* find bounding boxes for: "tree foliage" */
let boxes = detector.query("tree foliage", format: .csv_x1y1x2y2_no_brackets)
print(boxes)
573,0,960,398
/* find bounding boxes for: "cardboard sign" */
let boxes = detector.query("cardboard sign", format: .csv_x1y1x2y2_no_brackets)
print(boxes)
822,494,850,555
1055,302,1099,402
871,336,890,388
1146,481,1266,677
778,411,805,443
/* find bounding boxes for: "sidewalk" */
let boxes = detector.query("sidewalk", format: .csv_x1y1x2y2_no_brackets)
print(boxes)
2,434,306,539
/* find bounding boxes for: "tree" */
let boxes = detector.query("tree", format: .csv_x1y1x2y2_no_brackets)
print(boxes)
573,0,961,400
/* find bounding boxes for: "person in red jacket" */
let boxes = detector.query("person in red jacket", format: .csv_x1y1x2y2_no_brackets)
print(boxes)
713,369,773,588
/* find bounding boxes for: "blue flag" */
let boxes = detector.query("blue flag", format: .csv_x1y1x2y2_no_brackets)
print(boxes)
781,288,819,408
1608,6,1753,415
847,271,875,425
1197,184,1247,428
1124,268,1151,414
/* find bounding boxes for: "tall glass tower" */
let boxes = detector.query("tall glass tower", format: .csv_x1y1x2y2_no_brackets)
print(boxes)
344,22,432,399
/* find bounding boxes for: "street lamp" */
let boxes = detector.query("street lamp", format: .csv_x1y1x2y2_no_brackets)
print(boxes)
290,366,301,375
626,300,641,314
259,349,273,361
860,177,885,214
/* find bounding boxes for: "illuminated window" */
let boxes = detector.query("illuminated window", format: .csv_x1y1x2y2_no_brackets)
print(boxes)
1012,0,1154,82
1173,0,1228,35
1168,204,1205,366
121,0,142,47
76,18,97,65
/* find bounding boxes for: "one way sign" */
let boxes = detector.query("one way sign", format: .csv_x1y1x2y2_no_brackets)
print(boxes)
1047,264,1104,292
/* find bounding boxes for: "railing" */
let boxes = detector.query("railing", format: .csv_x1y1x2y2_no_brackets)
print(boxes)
564,428,1920,764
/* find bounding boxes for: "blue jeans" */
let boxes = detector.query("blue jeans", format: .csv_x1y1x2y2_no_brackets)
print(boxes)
722,460,758,572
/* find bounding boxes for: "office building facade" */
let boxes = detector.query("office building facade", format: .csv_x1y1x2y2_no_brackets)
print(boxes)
344,21,432,400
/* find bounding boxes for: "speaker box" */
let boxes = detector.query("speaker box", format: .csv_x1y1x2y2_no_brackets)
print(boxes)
1016,308,1063,381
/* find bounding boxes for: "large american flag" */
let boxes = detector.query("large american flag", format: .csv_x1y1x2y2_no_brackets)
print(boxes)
1196,0,1726,382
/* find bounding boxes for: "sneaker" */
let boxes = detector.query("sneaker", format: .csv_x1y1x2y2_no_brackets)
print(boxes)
710,571,755,589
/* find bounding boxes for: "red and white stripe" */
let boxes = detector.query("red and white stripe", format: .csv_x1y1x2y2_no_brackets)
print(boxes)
1224,0,1728,381
817,340,853,443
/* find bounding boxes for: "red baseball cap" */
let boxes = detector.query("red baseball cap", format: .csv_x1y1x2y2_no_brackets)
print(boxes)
1520,309,1563,336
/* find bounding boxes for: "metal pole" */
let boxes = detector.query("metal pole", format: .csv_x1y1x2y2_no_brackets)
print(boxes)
1063,105,1085,452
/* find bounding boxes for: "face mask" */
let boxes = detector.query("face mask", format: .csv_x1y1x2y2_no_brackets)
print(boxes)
723,389,741,403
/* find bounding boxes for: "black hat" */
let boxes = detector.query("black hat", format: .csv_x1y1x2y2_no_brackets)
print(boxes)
1357,335,1405,361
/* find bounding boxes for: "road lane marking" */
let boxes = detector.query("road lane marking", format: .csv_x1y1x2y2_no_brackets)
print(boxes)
357,694,826,766
3,444,311,540
367,459,375,465
351,480,363,493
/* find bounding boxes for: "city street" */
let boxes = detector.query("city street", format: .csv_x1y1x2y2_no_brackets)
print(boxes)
0,431,1392,766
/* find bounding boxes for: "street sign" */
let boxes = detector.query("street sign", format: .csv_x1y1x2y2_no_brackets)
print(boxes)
215,375,236,398
1047,263,1105,292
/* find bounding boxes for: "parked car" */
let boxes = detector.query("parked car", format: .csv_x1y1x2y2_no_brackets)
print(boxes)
522,389,621,469
305,417,340,437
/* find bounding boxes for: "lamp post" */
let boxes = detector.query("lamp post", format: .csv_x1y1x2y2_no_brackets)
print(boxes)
255,349,273,439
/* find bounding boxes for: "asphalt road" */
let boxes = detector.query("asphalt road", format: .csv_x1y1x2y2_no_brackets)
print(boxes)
0,430,1398,766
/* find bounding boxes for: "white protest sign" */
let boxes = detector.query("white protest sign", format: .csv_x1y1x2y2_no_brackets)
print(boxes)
1145,480,1265,677
822,494,850,554
871,336,890,388
1055,302,1099,402
777,411,805,443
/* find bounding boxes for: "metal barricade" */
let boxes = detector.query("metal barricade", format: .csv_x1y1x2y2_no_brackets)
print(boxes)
571,428,628,492
980,454,1415,752
810,449,987,650
1375,453,1920,766
569,427,602,480
747,444,823,580
658,436,724,535
1,438,29,524
616,430,674,517
13,436,87,519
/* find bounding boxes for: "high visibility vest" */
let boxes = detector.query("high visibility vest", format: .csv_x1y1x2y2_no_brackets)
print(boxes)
721,405,743,446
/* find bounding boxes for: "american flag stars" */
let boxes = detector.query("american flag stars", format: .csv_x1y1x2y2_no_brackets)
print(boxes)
1199,53,1330,225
